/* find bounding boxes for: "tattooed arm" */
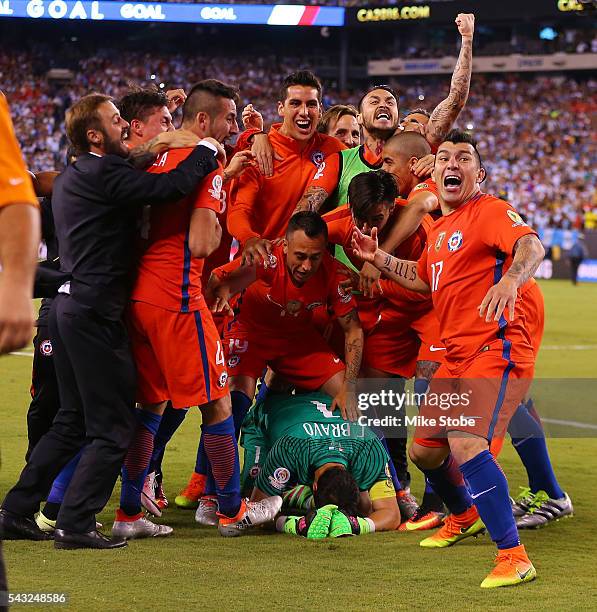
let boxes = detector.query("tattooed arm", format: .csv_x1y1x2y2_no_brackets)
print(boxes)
425,13,475,148
351,226,430,293
479,234,545,322
332,308,364,422
295,186,330,213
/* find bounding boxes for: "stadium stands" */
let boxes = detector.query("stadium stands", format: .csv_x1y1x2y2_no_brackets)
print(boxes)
1,48,595,228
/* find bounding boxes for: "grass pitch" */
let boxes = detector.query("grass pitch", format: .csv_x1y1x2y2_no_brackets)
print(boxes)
1,280,596,611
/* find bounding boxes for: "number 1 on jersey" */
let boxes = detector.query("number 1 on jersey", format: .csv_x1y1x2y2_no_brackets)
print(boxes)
431,260,443,292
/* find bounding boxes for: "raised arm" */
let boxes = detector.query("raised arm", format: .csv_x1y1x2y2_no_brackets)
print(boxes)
351,227,430,293
205,260,258,315
425,13,474,148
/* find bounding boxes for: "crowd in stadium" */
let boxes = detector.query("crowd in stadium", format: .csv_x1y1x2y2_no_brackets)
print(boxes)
2,48,595,229
1,10,586,594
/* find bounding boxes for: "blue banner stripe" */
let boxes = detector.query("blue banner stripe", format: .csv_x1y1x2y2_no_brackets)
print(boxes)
193,310,211,403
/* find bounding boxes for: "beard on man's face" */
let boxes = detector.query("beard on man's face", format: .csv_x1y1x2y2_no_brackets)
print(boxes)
101,129,129,157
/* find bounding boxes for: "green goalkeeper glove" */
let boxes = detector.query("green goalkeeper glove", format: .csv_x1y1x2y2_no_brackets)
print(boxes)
276,505,337,539
282,485,314,512
329,509,375,537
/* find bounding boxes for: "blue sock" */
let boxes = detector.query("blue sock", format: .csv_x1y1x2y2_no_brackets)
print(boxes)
460,450,519,550
509,399,564,499
120,409,162,516
375,432,402,492
195,425,208,475
202,416,241,517
255,378,269,404
414,377,429,405
47,449,83,504
422,454,472,515
149,405,188,474
231,390,252,439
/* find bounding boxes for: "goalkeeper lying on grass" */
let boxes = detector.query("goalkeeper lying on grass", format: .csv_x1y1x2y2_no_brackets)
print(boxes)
241,391,401,537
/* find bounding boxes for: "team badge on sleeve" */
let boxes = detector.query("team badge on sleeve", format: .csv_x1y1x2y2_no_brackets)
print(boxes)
413,182,429,191
337,284,352,304
40,340,53,357
507,209,527,228
208,173,223,201
447,230,463,252
311,150,324,167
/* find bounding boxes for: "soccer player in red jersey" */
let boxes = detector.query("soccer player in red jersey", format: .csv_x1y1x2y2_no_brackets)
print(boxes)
295,13,475,216
209,212,363,427
114,80,281,539
351,130,544,588
227,71,345,266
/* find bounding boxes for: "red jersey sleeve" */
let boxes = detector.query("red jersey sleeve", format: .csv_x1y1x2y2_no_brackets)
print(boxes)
193,166,224,213
226,165,262,244
232,128,261,154
323,206,353,247
212,257,242,281
417,247,430,286
479,197,538,255
328,262,357,318
407,180,439,204
304,151,341,197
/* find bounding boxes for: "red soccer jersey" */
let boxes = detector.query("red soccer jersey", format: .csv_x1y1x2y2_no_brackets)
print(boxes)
227,124,344,245
417,192,537,363
131,148,224,312
215,243,356,334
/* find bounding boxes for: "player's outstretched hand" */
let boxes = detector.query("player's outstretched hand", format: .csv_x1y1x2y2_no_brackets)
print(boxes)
478,276,517,323
456,13,474,39
412,154,435,179
0,283,34,355
331,385,360,422
351,226,378,263
225,151,256,181
251,133,284,177
166,88,187,112
242,104,264,132
241,236,273,266
359,261,382,298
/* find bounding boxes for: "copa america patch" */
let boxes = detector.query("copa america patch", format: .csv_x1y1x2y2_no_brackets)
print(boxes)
40,339,53,357
268,466,290,490
208,173,223,201
447,230,463,252
217,371,228,388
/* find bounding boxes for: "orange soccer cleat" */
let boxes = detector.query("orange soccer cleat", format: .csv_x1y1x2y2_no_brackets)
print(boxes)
174,472,206,509
481,544,537,588
419,506,485,548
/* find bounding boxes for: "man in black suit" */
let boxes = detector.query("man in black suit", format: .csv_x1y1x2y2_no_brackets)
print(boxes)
0,93,222,549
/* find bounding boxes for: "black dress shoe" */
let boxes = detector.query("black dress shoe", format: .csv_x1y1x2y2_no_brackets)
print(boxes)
0,508,53,541
54,529,127,550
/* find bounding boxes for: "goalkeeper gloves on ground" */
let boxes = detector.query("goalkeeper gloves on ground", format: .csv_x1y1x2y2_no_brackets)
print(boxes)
276,506,375,538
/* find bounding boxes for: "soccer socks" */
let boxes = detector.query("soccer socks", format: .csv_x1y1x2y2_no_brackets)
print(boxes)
460,450,519,550
149,404,188,475
202,416,241,518
422,454,472,516
120,409,162,516
414,377,429,400
231,390,252,439
376,435,402,492
42,449,84,520
255,378,269,405
509,399,564,499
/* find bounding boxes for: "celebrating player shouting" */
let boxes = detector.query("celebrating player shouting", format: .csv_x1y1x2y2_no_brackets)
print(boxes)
208,211,363,425
351,130,544,588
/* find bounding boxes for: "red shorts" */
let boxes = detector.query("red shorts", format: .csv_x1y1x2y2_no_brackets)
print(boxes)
223,321,344,389
128,301,229,408
411,308,445,364
520,283,544,357
413,341,534,447
363,306,419,377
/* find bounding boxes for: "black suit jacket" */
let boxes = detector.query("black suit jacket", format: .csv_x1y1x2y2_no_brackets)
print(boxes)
52,145,218,320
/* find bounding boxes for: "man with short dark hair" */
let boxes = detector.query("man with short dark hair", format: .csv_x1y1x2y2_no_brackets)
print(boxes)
227,71,344,266
207,211,363,442
352,129,544,588
0,92,224,549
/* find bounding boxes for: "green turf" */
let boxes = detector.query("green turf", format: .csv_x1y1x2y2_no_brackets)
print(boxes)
1,280,597,610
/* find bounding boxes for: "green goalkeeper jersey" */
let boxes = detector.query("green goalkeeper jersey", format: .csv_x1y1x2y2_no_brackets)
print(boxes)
249,392,390,497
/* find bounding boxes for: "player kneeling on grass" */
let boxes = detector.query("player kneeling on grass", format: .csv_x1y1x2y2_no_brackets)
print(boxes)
233,391,401,538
